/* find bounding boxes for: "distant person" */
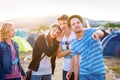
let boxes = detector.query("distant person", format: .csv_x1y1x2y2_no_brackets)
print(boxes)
66,15,106,80
85,19,91,28
109,27,113,33
0,23,26,80
28,23,62,80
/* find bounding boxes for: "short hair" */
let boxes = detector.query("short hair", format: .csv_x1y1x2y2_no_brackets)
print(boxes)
57,14,69,21
67,15,83,28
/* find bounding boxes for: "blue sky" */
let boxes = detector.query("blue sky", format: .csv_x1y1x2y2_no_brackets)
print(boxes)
0,0,120,22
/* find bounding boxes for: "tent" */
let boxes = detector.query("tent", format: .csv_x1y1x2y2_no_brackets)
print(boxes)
15,30,26,37
27,33,39,47
102,31,120,57
12,36,32,52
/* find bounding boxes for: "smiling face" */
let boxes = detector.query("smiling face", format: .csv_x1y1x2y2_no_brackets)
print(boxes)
70,18,83,33
57,14,69,32
8,26,15,38
50,27,61,39
58,20,68,32
0,23,15,41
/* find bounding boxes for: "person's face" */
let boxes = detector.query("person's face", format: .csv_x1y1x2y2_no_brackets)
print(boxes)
50,27,61,39
70,18,83,33
58,20,68,31
8,26,15,38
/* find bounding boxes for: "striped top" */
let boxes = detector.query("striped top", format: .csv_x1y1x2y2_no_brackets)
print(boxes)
70,28,106,75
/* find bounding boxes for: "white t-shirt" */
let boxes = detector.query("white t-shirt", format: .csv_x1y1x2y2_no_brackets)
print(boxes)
32,53,52,75
60,31,78,71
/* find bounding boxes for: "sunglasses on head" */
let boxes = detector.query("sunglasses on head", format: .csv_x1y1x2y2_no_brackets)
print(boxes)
65,41,69,49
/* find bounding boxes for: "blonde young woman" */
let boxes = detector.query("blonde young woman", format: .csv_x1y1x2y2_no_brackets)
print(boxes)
0,23,26,80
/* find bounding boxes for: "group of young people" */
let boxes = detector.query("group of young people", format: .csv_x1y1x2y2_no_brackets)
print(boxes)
0,14,106,80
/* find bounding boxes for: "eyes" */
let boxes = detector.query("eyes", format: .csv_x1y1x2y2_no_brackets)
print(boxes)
71,21,80,26
59,22,66,26
52,29,61,34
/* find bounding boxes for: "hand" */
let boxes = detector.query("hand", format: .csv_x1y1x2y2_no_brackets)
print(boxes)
66,70,72,80
21,75,26,80
92,32,100,41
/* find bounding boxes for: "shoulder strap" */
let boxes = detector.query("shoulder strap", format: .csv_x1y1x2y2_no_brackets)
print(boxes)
40,53,45,61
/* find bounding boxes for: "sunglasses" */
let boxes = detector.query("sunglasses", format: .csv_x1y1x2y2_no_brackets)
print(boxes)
65,41,69,49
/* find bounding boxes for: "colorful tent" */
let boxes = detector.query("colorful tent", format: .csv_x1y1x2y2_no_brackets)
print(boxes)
102,31,120,57
15,30,26,37
12,36,32,52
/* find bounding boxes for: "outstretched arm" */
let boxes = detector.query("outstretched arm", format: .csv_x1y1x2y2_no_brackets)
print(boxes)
85,20,104,40
92,30,104,40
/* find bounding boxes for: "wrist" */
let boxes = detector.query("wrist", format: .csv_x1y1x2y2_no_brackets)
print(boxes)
68,69,72,72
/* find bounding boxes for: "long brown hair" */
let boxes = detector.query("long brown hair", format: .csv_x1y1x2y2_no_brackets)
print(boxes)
46,23,61,47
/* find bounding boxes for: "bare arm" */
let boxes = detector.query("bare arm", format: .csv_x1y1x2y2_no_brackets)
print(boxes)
73,55,79,80
56,45,71,58
86,19,91,28
66,55,79,80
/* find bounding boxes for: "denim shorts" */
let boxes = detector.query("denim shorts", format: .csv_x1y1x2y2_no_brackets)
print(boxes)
31,74,51,80
79,73,106,80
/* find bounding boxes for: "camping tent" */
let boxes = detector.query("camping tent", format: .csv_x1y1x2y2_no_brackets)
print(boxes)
102,31,120,57
15,30,26,37
27,33,39,47
12,36,32,52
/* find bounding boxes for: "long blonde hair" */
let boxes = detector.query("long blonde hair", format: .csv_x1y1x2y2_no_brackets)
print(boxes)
0,23,14,42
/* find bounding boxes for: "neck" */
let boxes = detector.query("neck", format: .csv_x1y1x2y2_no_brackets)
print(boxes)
75,30,85,40
5,38,11,43
64,28,72,38
5,39,13,47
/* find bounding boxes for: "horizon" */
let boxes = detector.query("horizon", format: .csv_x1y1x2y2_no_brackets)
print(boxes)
0,0,120,22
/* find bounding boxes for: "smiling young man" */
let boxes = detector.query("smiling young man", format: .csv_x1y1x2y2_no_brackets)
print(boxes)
67,15,106,80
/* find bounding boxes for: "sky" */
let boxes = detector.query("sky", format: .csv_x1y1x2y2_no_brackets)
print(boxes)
0,0,120,22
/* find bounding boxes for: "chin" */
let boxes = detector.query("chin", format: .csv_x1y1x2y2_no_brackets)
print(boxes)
51,36,55,39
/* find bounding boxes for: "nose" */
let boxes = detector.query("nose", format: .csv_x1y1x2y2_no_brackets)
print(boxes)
54,31,58,35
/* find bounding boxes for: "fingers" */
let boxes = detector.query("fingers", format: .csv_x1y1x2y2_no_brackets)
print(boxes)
66,72,70,80
92,33,99,41
66,71,72,80
92,34,99,40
